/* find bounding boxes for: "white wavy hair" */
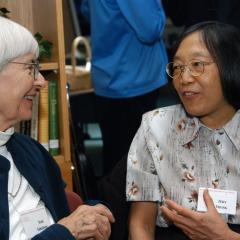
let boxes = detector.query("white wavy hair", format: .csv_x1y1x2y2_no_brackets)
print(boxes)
0,16,39,70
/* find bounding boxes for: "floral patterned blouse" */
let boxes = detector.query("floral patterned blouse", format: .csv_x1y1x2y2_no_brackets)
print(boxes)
126,104,240,227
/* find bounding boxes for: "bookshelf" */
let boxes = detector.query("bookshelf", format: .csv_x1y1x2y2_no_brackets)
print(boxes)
0,0,72,189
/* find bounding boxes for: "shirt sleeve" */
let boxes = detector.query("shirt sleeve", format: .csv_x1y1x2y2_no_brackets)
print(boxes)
116,0,166,43
32,224,75,240
126,114,163,202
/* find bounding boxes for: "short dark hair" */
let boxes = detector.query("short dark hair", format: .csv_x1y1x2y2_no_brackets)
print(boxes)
172,21,240,110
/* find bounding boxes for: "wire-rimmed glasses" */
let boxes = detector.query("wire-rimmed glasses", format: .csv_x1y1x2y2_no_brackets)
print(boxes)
10,60,40,80
166,60,214,79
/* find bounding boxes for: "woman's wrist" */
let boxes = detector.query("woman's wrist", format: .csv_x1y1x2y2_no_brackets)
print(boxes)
226,229,240,240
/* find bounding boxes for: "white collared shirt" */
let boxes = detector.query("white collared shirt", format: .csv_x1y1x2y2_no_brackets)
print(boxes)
126,104,240,227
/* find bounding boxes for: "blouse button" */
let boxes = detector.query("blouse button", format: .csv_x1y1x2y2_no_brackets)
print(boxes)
212,179,219,188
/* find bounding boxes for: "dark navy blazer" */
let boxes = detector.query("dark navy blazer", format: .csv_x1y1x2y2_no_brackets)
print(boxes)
0,133,75,240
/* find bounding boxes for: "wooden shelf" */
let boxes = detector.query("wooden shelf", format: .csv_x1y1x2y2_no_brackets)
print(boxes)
54,155,73,191
54,155,64,162
40,62,59,71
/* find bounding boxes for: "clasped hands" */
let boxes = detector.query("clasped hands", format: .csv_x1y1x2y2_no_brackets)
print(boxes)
58,203,115,240
160,190,238,240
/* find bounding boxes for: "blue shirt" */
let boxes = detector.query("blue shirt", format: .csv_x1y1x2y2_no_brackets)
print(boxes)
81,0,168,98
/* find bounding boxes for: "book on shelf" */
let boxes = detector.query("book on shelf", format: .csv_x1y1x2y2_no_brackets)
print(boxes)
19,121,25,134
31,92,39,140
24,120,31,136
19,120,31,136
48,78,59,156
38,82,49,151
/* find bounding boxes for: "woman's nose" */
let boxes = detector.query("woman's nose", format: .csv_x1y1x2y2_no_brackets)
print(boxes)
179,67,194,84
34,72,46,88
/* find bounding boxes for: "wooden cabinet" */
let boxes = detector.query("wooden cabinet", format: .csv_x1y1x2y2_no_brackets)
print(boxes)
0,0,72,189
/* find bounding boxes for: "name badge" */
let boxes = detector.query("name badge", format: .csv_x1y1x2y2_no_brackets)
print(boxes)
197,188,237,215
20,206,50,238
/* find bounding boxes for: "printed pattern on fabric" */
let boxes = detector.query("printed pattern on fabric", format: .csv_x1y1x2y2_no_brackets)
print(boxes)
126,104,240,227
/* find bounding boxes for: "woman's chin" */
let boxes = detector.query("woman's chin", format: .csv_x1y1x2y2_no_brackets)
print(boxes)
183,105,205,117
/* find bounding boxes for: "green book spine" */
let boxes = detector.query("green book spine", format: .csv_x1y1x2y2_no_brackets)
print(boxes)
48,79,59,156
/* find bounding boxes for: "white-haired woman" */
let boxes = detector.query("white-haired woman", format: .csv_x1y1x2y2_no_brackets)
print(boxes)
0,16,114,240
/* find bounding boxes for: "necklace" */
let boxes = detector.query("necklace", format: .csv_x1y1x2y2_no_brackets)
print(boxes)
8,174,22,198
8,166,22,198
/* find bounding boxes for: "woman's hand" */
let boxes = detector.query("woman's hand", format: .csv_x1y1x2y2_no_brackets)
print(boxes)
58,204,115,240
160,190,239,240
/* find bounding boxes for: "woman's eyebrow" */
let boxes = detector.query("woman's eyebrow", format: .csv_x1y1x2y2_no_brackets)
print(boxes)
174,52,212,61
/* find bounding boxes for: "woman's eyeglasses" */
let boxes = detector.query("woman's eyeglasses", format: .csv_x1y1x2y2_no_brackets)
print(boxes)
10,60,40,80
166,60,214,79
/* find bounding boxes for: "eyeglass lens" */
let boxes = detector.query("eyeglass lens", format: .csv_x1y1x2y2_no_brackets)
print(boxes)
10,61,40,80
166,61,204,78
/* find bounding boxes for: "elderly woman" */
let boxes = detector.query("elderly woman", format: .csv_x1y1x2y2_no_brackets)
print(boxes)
126,21,240,240
0,16,114,240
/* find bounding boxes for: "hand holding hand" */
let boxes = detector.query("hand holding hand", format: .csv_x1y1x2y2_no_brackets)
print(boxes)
58,203,115,240
160,190,239,240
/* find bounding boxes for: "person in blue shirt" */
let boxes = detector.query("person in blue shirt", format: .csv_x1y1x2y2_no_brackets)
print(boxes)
81,0,168,175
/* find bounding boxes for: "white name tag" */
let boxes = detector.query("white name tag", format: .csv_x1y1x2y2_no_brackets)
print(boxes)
197,188,237,215
20,206,50,239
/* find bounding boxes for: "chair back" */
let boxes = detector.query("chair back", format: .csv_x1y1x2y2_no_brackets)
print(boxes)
65,190,84,213
66,84,99,200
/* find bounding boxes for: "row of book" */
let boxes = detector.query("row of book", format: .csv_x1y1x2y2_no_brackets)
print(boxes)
16,72,60,156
